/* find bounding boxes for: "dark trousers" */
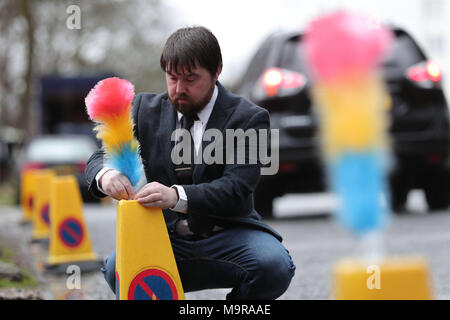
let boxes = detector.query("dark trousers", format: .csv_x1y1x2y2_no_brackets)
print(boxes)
101,227,296,300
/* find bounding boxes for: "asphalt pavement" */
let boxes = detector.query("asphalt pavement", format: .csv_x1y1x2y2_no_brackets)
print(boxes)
1,189,450,300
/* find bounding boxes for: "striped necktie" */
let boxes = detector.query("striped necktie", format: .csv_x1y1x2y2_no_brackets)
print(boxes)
174,114,198,185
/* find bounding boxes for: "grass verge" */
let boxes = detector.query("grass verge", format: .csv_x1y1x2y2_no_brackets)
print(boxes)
0,242,38,289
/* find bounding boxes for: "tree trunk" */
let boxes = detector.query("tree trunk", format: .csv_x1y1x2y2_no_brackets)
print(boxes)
15,0,34,135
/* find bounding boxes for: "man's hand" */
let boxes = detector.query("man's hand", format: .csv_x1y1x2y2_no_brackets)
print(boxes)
100,169,135,200
135,182,179,209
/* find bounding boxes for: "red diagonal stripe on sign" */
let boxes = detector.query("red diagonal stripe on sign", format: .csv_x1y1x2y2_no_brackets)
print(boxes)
62,224,83,244
138,280,159,300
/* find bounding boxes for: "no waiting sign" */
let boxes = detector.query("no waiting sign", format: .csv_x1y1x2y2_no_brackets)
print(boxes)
58,218,84,248
128,268,179,300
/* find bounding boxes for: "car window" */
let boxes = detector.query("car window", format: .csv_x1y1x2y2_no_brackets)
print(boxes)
236,37,276,96
381,30,426,69
278,30,426,75
279,36,309,74
27,136,97,163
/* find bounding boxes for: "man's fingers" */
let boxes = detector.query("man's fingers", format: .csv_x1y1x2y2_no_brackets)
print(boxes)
137,192,161,205
134,186,147,199
134,182,150,199
101,171,135,200
125,183,135,200
139,199,163,208
108,185,124,201
108,181,130,200
133,182,176,209
118,176,135,199
135,183,157,199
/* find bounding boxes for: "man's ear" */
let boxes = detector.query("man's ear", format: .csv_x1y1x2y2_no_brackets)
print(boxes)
214,63,223,81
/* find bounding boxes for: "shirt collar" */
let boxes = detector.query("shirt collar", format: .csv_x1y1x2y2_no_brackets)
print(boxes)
177,84,218,124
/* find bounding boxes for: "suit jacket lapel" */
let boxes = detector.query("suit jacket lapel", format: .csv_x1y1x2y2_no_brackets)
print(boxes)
158,98,178,184
193,82,235,183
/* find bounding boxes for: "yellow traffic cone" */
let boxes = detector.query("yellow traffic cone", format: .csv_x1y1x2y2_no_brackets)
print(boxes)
333,256,433,299
46,175,100,273
20,169,38,224
116,200,185,300
31,169,55,242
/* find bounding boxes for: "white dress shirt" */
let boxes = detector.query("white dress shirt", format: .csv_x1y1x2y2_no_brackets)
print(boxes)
95,85,219,214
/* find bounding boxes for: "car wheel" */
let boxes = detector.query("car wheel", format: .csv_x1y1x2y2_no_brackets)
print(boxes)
424,170,450,211
254,184,276,219
389,173,409,213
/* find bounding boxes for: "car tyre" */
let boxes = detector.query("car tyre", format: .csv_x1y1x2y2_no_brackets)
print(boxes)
424,170,450,211
389,172,409,213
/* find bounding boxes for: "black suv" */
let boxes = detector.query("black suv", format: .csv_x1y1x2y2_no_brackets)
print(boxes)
235,26,450,217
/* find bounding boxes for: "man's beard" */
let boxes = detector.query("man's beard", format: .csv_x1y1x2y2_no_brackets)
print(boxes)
170,82,215,117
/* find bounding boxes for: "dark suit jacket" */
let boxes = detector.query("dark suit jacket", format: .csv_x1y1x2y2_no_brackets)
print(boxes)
85,82,282,241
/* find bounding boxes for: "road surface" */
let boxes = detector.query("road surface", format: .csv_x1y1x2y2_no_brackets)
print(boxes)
1,189,449,299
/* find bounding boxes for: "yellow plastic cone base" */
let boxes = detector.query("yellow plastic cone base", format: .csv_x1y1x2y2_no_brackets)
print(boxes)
48,176,98,265
333,257,433,300
21,169,38,222
32,170,55,240
116,200,185,300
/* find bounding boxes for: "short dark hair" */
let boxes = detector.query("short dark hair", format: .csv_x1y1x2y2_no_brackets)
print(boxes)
160,26,222,76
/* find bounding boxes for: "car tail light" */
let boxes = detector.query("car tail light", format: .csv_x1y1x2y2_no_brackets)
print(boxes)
279,162,297,173
262,68,305,97
426,61,441,82
407,60,442,87
77,161,87,173
427,154,443,164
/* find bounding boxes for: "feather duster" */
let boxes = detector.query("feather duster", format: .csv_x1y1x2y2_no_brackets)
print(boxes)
85,77,144,189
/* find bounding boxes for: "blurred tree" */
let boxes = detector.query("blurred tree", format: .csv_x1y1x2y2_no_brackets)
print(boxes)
0,0,172,135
